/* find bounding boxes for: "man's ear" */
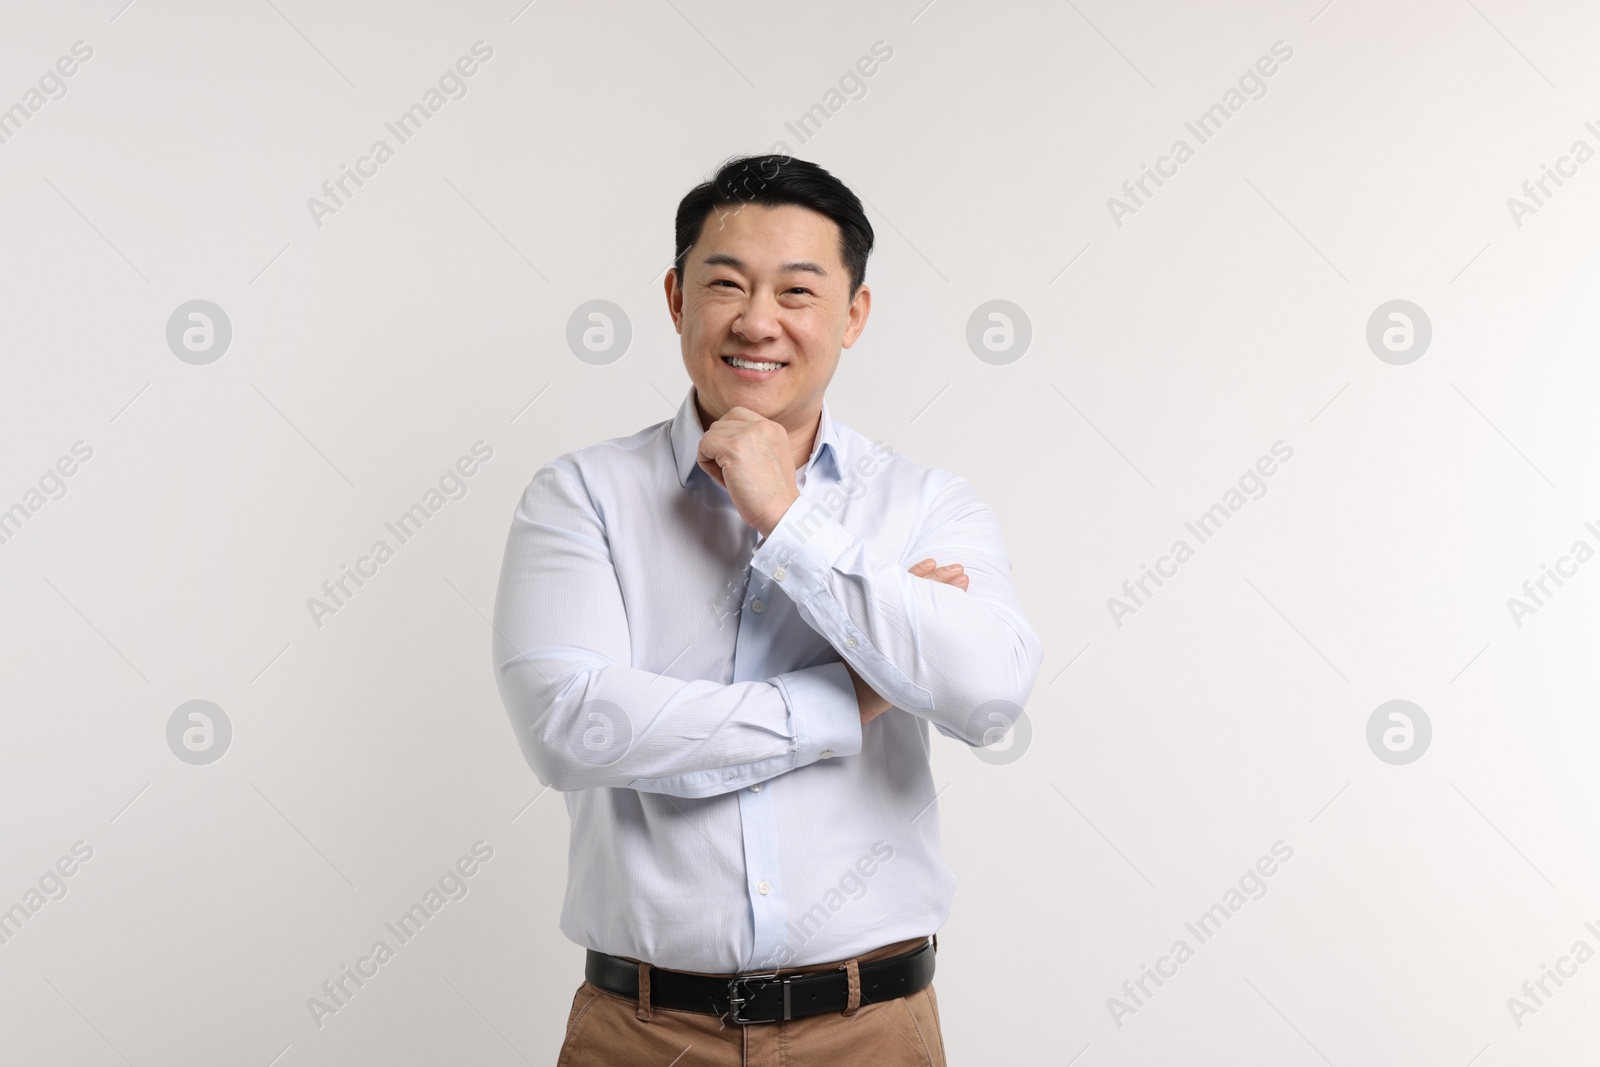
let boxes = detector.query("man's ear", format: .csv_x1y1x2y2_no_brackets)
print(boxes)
842,283,871,348
664,267,684,333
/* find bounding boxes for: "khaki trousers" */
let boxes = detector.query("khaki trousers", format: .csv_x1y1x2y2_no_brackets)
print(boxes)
555,935,947,1066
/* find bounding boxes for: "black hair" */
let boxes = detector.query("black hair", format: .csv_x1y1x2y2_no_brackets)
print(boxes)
672,154,875,298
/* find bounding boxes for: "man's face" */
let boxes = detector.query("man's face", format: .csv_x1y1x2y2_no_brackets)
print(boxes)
666,202,870,432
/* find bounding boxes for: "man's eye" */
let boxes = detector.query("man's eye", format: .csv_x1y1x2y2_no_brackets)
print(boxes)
788,288,812,295
711,280,738,288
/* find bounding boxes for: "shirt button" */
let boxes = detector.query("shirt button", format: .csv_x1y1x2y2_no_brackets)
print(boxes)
846,636,857,648
751,599,764,613
750,782,762,792
758,880,771,895
773,566,787,580
820,750,833,759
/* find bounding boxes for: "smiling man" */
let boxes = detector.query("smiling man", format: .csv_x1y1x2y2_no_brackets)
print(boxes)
492,155,1042,1066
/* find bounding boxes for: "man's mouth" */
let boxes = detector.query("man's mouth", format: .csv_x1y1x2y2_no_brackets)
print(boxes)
721,355,787,372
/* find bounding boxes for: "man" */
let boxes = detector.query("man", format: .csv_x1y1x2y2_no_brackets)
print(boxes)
491,154,1043,1065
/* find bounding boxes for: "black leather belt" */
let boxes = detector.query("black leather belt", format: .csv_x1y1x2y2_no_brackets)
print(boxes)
584,937,936,1024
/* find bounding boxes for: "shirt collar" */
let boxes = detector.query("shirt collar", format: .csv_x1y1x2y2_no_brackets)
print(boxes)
671,386,841,489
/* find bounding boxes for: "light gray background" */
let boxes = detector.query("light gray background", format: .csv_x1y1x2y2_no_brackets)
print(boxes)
3,0,1598,1063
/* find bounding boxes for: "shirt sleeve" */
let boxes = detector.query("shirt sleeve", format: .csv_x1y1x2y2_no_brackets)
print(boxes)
490,461,863,800
749,470,1043,746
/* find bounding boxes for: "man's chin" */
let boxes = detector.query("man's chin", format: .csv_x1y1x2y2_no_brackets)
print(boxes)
700,384,786,420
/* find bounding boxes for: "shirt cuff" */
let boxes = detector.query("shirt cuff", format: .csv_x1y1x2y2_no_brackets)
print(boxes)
751,495,855,594
772,661,863,764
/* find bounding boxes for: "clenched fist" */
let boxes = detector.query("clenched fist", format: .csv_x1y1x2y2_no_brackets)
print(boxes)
695,406,804,537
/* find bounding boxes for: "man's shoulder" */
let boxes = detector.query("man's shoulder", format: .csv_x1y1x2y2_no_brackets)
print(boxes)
538,416,674,481
830,417,967,499
505,417,677,519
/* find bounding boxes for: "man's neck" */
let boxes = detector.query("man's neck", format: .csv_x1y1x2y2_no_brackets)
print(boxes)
787,410,821,471
695,392,821,471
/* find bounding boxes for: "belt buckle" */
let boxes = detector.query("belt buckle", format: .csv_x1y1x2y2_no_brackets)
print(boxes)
727,971,787,1024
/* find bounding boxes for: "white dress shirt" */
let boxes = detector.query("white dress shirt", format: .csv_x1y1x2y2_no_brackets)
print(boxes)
491,385,1043,972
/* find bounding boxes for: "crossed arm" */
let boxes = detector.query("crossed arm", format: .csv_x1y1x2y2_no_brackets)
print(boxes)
491,459,1043,800
848,557,966,724
493,462,858,800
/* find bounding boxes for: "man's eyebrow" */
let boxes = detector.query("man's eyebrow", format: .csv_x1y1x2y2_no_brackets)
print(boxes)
700,253,829,276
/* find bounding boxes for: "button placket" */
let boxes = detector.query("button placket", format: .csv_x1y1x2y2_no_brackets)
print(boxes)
734,751,786,968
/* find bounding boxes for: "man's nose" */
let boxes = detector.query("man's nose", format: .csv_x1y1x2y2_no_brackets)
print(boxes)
731,290,781,343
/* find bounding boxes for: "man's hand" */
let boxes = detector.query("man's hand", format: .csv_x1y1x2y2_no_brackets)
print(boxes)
696,406,802,538
909,556,968,591
848,558,968,726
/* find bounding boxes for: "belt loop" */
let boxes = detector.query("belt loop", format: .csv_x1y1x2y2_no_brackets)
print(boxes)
932,933,938,954
635,962,654,1021
838,958,861,1016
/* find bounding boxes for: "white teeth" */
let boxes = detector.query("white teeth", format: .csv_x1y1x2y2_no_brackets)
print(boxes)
727,357,783,371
